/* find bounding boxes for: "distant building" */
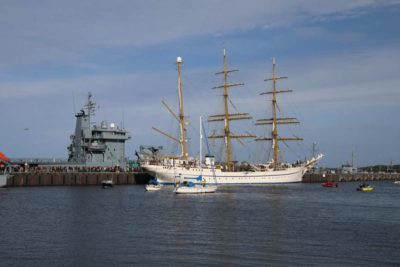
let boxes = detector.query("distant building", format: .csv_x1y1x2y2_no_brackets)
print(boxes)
341,164,357,174
341,151,358,174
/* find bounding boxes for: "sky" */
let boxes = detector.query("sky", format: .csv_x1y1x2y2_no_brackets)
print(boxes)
0,0,399,167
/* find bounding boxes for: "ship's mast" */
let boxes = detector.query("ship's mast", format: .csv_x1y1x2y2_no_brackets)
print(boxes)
152,57,187,160
177,57,187,160
209,49,255,171
256,58,303,169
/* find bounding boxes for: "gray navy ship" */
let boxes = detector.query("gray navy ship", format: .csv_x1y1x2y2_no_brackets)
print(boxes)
67,92,131,167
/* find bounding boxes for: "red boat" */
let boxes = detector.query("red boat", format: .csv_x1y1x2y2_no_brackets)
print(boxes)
321,181,338,187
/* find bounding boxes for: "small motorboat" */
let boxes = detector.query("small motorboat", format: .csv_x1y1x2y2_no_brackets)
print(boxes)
357,183,373,192
145,184,162,191
101,179,114,188
394,181,400,184
145,178,162,191
321,181,338,188
174,181,217,194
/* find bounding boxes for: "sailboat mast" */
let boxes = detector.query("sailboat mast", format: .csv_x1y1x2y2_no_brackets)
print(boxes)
200,116,203,172
222,49,232,168
176,57,187,160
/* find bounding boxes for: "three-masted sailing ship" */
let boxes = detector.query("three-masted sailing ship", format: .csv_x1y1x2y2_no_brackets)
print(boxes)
141,52,323,184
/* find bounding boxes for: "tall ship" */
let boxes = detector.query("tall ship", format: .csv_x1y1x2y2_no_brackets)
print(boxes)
67,92,131,167
141,52,322,184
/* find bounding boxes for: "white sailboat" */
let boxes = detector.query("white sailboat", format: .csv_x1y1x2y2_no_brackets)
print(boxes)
174,116,217,194
174,180,217,194
142,52,322,185
101,179,114,188
145,177,163,191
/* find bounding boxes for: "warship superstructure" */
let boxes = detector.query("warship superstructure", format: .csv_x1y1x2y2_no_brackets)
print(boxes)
67,92,131,167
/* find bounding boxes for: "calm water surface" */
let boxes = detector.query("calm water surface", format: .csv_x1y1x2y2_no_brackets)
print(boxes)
0,182,399,266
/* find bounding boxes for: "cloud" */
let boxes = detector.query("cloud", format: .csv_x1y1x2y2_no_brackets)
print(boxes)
294,26,364,43
233,44,400,110
0,0,397,68
1,0,399,166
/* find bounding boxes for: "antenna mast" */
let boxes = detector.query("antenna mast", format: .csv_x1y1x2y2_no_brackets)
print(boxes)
85,91,96,126
256,58,303,169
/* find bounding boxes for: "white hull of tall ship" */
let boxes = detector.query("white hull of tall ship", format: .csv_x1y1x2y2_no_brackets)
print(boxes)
143,165,303,184
0,174,9,188
142,154,323,185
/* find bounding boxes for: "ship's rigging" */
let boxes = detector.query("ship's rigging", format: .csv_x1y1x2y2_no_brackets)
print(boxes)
152,57,188,160
208,49,256,171
256,58,303,169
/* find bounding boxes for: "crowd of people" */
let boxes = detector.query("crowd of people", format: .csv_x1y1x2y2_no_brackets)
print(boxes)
1,164,141,174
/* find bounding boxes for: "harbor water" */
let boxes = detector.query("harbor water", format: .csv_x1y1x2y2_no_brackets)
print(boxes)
0,182,399,266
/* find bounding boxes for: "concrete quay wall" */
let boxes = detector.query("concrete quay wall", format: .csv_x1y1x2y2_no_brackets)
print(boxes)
5,172,399,186
303,173,400,183
6,172,151,187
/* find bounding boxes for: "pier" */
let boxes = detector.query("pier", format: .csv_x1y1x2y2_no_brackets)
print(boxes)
303,172,400,183
2,171,399,187
4,172,151,187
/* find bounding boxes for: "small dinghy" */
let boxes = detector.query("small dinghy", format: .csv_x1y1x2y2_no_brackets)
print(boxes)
321,181,338,188
145,184,162,191
145,178,162,191
357,183,373,192
101,179,114,188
